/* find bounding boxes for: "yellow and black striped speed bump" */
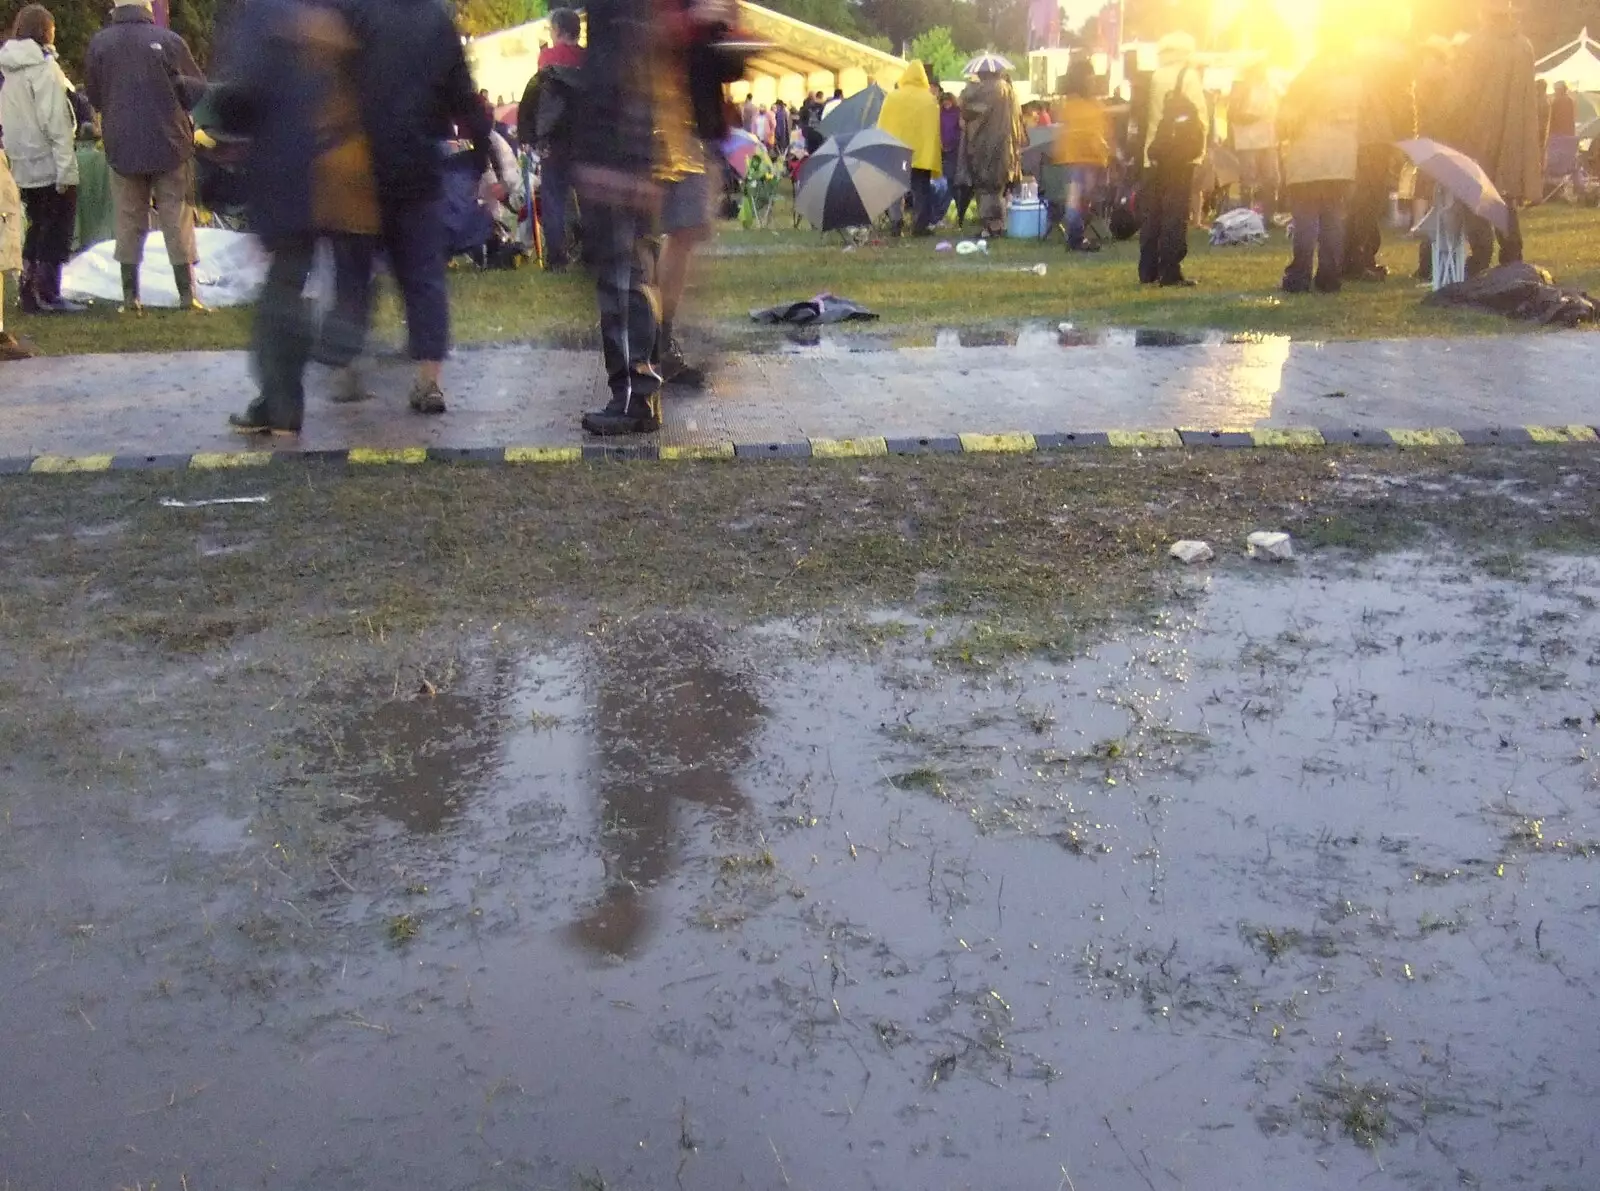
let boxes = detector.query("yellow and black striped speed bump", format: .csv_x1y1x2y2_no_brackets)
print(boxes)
5,425,1599,476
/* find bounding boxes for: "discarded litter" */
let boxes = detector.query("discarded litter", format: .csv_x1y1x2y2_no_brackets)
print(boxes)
1247,531,1295,561
1021,263,1047,276
1169,540,1214,565
935,240,953,252
955,240,989,256
159,495,270,508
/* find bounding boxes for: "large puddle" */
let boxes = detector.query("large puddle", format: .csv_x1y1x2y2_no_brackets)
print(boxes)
3,557,1598,1189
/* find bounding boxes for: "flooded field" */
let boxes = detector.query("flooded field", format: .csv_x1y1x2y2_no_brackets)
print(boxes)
2,552,1598,1190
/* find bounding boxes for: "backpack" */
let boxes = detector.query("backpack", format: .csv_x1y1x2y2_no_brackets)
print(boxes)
1148,66,1204,167
517,66,578,149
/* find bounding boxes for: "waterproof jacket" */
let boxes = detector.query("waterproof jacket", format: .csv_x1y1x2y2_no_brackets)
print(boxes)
340,0,489,204
517,55,583,151
0,39,78,189
959,72,1023,189
1448,20,1541,203
84,7,204,176
876,60,942,175
1052,95,1111,168
0,146,21,272
1279,52,1361,186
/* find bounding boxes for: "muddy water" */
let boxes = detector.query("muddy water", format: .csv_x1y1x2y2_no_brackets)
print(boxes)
3,559,1599,1190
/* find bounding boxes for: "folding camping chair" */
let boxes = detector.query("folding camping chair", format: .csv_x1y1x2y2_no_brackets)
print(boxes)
1413,192,1467,290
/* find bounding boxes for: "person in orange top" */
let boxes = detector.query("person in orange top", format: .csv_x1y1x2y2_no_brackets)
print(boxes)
1051,59,1110,248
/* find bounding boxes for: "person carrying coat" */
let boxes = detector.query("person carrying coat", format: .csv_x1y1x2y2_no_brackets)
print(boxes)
84,0,206,312
0,141,36,359
959,66,1023,237
1278,32,1361,295
1448,0,1541,276
877,59,942,235
0,5,82,314
1138,31,1208,287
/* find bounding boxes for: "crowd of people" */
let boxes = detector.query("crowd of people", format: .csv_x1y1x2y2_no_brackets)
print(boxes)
0,0,1568,433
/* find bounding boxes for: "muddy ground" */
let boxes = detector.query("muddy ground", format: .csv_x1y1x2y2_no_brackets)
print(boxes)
1,450,1598,1190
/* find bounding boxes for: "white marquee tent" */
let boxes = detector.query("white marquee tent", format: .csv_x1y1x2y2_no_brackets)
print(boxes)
1537,28,1600,91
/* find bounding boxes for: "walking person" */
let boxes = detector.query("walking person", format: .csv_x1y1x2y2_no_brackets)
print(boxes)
1053,58,1112,249
0,138,37,359
1138,31,1207,287
84,0,206,313
1278,30,1361,295
215,0,381,433
877,59,941,236
329,0,499,415
959,64,1023,238
518,7,584,271
0,5,83,314
1448,1,1541,276
772,98,790,154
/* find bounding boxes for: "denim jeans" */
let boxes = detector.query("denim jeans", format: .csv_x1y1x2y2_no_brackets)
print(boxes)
1283,180,1353,293
540,150,575,267
328,197,451,362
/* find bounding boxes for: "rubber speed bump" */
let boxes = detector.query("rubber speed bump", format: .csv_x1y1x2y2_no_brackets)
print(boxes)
190,451,273,469
810,437,889,458
660,442,736,461
959,432,1037,454
30,454,113,473
1107,429,1183,449
1387,429,1465,448
348,447,428,465
1250,428,1326,448
1526,425,1600,443
505,445,581,463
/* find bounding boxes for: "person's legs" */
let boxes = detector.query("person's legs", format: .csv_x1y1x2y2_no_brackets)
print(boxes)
319,234,377,367
655,167,712,387
1315,182,1351,293
381,196,452,411
18,186,50,313
1343,146,1385,279
910,168,933,234
540,151,573,269
584,204,661,435
152,162,202,309
1138,169,1165,283
34,186,83,312
234,235,316,433
1282,183,1317,292
1465,213,1495,277
977,188,1006,236
1157,162,1195,284
1497,207,1524,265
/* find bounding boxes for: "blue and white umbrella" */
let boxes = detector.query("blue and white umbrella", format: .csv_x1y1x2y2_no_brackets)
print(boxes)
963,52,1014,76
795,128,912,231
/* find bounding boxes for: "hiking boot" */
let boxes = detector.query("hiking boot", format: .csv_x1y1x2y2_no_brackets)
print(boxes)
329,364,374,404
118,263,142,315
17,264,42,315
228,397,301,435
659,337,707,390
582,392,660,436
174,264,208,312
408,378,447,415
0,331,38,361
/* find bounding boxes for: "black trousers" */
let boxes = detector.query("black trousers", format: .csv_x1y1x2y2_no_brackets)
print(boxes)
20,185,77,264
1342,145,1389,278
251,235,318,431
1138,161,1195,284
1466,207,1523,276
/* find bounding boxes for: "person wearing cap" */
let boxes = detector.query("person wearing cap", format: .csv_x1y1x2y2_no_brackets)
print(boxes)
84,0,206,313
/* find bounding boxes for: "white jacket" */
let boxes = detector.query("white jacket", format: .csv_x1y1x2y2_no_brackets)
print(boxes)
0,39,78,189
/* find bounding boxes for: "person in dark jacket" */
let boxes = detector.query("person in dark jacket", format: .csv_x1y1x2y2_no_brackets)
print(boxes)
518,7,583,270
332,0,497,415
1343,36,1414,282
214,0,380,433
84,0,206,312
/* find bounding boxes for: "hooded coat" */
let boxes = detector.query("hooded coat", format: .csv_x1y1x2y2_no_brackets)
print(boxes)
0,38,79,190
876,60,942,175
959,71,1023,190
1279,51,1361,186
1449,17,1541,203
0,148,21,273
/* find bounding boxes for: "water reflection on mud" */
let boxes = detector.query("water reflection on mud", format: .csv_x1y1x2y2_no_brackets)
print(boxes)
570,621,763,956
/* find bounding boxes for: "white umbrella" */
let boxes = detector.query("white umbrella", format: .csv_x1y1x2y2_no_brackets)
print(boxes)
963,52,1014,76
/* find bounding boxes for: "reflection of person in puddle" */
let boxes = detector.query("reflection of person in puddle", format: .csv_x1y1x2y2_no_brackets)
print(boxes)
568,622,763,957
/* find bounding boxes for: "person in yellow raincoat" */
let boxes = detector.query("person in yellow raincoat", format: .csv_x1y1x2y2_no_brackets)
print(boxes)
876,60,942,235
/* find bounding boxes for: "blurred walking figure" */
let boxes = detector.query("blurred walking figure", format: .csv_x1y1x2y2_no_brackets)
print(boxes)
1449,0,1540,276
334,0,497,415
1410,40,1452,279
518,7,585,271
1,5,83,314
0,141,37,359
1278,29,1361,295
1139,31,1207,286
1052,57,1112,249
877,59,941,235
1227,62,1278,220
213,0,380,433
84,0,205,313
959,64,1023,237
1344,37,1414,282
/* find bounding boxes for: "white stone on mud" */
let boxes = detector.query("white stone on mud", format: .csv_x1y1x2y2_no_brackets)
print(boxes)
1169,540,1214,564
1247,531,1295,561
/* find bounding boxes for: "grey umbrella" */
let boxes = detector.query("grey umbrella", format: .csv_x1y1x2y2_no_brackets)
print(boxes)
819,83,887,138
1397,138,1512,233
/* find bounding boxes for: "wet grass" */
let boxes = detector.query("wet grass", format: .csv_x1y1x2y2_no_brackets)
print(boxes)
12,204,1600,357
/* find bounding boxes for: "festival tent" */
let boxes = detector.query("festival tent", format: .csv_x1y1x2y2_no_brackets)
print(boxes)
1537,28,1600,92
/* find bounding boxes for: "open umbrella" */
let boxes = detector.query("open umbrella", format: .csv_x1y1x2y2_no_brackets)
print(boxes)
819,83,886,138
721,128,766,177
963,52,1014,76
1396,138,1511,234
795,128,912,231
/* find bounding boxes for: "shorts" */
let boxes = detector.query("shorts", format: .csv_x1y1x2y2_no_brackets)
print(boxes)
659,169,711,234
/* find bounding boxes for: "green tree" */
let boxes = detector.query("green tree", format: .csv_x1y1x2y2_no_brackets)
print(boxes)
760,0,865,37
908,25,963,81
455,0,545,37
